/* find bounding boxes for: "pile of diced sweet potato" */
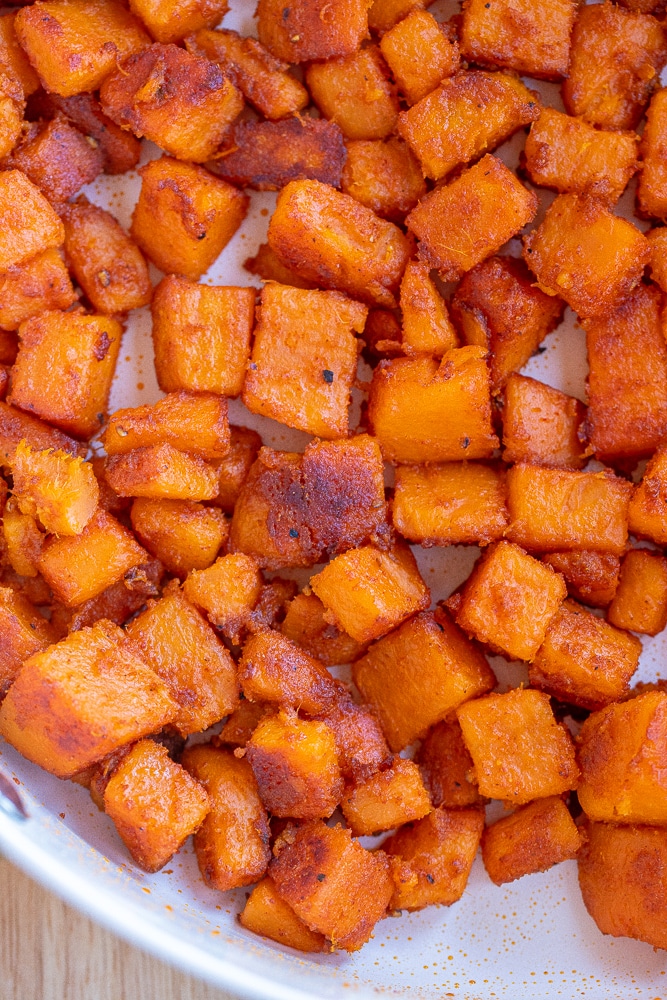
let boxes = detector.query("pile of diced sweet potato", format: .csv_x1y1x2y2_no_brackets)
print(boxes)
2,0,667,960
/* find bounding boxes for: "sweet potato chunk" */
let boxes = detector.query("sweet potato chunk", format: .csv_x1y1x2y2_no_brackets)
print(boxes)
398,260,458,355
306,46,398,141
638,88,667,221
368,0,425,33
103,391,229,461
502,374,587,469
2,500,43,577
416,717,484,808
647,226,667,293
208,425,261,513
607,549,667,636
0,12,39,96
482,796,582,886
0,585,56,697
281,593,366,667
54,556,162,634
312,688,391,785
130,498,227,577
628,443,667,544
256,0,371,63
103,739,210,872
380,10,459,106
0,248,76,332
0,65,24,161
182,552,262,642
340,138,426,223
0,170,64,272
240,877,327,953
460,0,575,79
104,444,219,501
0,619,177,777
128,0,229,44
9,441,99,536
6,114,103,205
341,757,431,835
238,630,338,715
0,402,85,467
542,550,620,608
47,93,141,174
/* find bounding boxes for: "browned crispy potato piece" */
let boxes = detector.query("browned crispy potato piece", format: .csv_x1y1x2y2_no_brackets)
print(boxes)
647,226,667,292
0,249,76,333
502,374,587,469
208,425,261,513
104,444,220,501
312,687,391,785
182,552,262,642
128,0,230,44
306,46,398,142
0,401,85,467
380,10,459,105
238,629,338,715
9,441,98,536
482,797,582,886
0,585,56,697
607,549,667,636
103,391,229,461
0,12,40,96
340,138,425,222
2,499,43,577
281,593,367,667
638,87,667,221
461,0,576,79
416,717,484,808
130,498,227,577
215,699,272,749
340,757,431,835
542,551,620,609
240,877,327,953
0,65,23,161
52,557,162,635
256,0,371,63
47,93,141,174
368,0,426,34
628,443,667,545
6,114,103,205
0,170,64,272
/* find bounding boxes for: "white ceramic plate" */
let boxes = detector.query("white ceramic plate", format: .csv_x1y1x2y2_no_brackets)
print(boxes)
2,2,667,995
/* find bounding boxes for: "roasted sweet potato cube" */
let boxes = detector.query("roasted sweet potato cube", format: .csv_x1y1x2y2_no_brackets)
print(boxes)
457,688,579,803
524,193,650,320
502,374,587,469
38,509,148,606
103,391,229,460
393,462,508,547
247,710,343,819
48,93,141,174
9,441,98,536
0,585,56,697
131,156,249,281
450,256,564,394
416,717,483,808
608,549,667,636
398,71,539,182
125,588,239,736
0,65,23,161
310,543,429,645
2,500,43,577
256,0,371,63
0,248,76,332
353,609,495,752
482,796,582,886
306,46,398,142
0,170,64,272
506,464,631,555
312,688,391,785
238,630,338,714
0,619,177,777
7,114,103,205
240,877,327,953
583,284,667,463
54,556,162,634
380,10,458,105
182,744,270,891
0,403,85,468
461,0,575,79
524,108,639,205
61,198,151,315
208,425,261,513
579,821,667,950
628,443,667,544
383,807,484,911
341,757,431,835
130,498,227,577
215,699,271,748
340,138,425,223
267,179,412,308
562,3,667,131
407,155,538,281
368,349,498,464
578,691,667,824
270,821,393,951
104,444,219,501
638,88,667,222
648,226,667,292
128,0,229,43
281,592,368,667
398,260,457,356
100,43,242,163
15,0,150,97
368,0,425,33
242,284,365,439
104,739,210,872
529,600,641,709
9,310,121,439
186,28,308,120
182,552,262,642
455,540,566,661
542,550,620,608
0,12,40,96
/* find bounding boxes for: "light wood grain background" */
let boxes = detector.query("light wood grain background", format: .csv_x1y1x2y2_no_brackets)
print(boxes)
0,855,241,1000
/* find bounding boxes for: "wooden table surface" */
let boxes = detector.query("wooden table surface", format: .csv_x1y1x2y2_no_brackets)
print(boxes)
0,855,240,1000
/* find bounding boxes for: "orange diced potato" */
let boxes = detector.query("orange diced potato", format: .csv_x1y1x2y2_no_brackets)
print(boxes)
450,256,564,394
340,138,426,223
407,154,538,281
0,585,56,697
502,374,587,469
240,877,327,953
607,549,667,636
506,464,631,555
131,156,249,281
542,550,620,608
367,348,498,464
244,242,320,290
270,820,393,951
182,744,270,891
310,543,430,645
2,500,43,577
393,462,508,546
380,10,459,105
54,556,162,634
416,717,484,808
9,310,122,439
130,498,227,577
215,699,271,748
125,588,239,736
61,198,152,315
524,108,639,205
103,739,210,872
0,170,64,272
0,248,76,332
182,552,262,642
129,0,229,43
455,540,566,661
368,0,425,33
312,687,391,785
281,592,368,667
9,441,98,536
647,226,667,292
0,12,40,96
461,0,576,79
256,0,371,63
529,600,641,709
238,630,338,715
0,402,85,467
103,391,229,460
306,46,398,142
399,260,458,356
639,88,667,221
48,92,141,174
38,509,148,606
0,65,24,161
628,443,667,545
341,757,431,835
457,687,579,803
208,425,261,513
15,0,150,97
383,806,484,910
398,71,539,181
578,690,667,824
267,179,412,308
104,444,219,501
562,2,667,131
482,796,582,885
353,609,495,751
7,114,103,205
0,619,177,777
242,284,366,439
583,284,667,463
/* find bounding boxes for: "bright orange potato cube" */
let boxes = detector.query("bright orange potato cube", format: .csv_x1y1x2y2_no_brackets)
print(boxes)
215,700,271,749
240,877,326,953
353,609,495,751
310,543,430,645
2,500,43,577
0,12,40,96
0,402,85,468
460,0,576,79
455,540,566,661
628,444,667,545
647,226,667,292
0,170,64,272
380,10,459,106
407,155,538,281
129,0,230,43
104,739,210,872
340,138,426,223
281,593,366,667
457,688,579,803
502,374,587,469
341,757,431,835
0,619,177,778
182,552,262,642
306,46,398,141
104,444,219,501
7,113,103,205
9,441,99,536
639,88,667,221
482,796,582,886
256,0,371,63
529,600,641,710
0,65,24,162
103,391,229,461
130,498,227,577
0,248,76,333
238,630,338,715
208,425,261,513
607,549,667,636
416,717,484,808
398,260,458,356
542,550,620,608
53,556,162,635
0,586,56,697
368,0,425,33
